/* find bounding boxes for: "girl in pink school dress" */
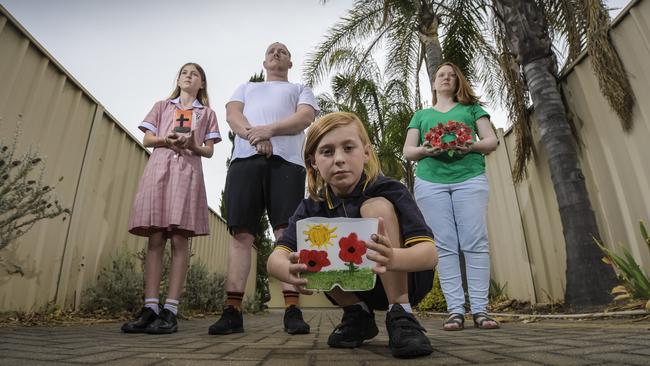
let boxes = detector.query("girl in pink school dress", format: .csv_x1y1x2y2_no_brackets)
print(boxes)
122,62,221,334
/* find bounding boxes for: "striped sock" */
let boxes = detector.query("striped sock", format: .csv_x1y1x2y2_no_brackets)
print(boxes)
164,298,179,315
225,291,244,310
144,298,159,315
283,290,300,308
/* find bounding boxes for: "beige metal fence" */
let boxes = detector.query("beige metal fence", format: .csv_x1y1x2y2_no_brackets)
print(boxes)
485,0,650,303
0,5,254,312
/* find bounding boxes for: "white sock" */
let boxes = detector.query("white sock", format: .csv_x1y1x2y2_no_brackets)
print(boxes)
390,303,413,313
355,301,370,313
164,299,179,315
144,298,159,315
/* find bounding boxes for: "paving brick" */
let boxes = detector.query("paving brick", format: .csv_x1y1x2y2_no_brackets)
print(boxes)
507,351,595,365
0,350,69,361
0,358,70,366
223,347,273,360
585,352,650,365
440,349,519,364
64,351,140,364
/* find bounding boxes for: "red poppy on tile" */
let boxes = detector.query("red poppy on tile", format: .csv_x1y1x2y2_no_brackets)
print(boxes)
338,232,367,265
299,249,331,273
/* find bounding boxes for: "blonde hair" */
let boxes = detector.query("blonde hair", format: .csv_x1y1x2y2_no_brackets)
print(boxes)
431,61,482,106
304,112,380,201
167,62,210,107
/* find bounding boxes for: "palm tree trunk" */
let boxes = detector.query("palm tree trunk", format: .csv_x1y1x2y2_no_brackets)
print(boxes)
494,0,617,309
417,0,442,85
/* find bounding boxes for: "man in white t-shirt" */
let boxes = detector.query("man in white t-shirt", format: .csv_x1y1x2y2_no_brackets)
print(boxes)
209,42,319,336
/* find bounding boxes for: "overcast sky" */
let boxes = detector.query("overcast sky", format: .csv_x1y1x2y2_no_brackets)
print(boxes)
0,0,631,212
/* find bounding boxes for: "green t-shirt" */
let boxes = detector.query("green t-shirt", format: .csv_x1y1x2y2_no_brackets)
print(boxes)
407,103,490,184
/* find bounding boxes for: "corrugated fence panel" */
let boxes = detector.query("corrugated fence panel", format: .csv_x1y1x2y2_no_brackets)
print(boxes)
485,130,536,302
0,10,97,310
55,108,150,309
0,6,243,311
561,0,650,272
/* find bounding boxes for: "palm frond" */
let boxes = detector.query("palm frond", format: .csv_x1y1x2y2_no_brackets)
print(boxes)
539,0,586,69
582,0,635,130
439,0,489,83
303,1,385,87
492,13,534,182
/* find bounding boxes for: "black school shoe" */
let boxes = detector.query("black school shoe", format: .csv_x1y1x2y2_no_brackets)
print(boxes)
284,305,310,334
146,308,178,334
327,304,379,348
385,304,433,358
121,307,158,333
208,305,244,335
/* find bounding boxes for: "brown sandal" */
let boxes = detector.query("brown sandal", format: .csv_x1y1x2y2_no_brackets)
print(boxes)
443,313,465,331
472,312,499,329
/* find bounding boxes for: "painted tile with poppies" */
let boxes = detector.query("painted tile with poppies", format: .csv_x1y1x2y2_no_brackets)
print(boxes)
297,217,378,291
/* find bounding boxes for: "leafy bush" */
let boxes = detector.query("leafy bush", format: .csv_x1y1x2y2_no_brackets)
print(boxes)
81,248,143,314
182,261,226,313
82,246,228,316
0,128,70,252
417,271,447,311
596,221,650,300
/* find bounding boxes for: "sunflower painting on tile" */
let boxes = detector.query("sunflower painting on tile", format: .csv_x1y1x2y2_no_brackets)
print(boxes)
297,217,377,291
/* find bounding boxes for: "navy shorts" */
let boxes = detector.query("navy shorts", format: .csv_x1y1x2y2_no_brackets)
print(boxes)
225,155,306,236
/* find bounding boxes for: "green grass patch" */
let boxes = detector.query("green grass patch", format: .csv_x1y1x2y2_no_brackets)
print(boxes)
302,268,375,291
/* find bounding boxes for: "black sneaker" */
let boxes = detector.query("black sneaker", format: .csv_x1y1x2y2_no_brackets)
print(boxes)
208,305,244,335
146,308,178,334
283,305,310,334
385,304,433,358
121,307,158,333
327,304,379,348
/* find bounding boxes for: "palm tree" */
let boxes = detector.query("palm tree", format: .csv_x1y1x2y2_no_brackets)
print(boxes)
308,0,491,105
317,57,416,189
492,0,618,308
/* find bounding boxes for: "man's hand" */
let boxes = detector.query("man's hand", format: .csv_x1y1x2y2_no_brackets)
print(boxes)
255,140,273,157
247,125,274,145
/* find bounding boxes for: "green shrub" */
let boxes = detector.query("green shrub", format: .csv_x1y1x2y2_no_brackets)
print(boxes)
489,279,509,303
0,127,70,252
182,261,226,313
81,248,143,314
83,246,228,316
596,220,650,300
417,271,447,311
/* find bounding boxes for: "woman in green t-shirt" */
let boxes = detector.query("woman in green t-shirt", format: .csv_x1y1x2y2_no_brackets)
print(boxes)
403,62,499,330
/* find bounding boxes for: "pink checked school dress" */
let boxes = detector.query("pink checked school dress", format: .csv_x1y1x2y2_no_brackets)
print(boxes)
128,97,221,237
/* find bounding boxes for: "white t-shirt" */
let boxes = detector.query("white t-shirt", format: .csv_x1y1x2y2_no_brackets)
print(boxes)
228,81,320,167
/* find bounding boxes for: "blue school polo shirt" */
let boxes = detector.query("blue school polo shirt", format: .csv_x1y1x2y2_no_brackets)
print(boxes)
274,174,435,309
276,174,434,253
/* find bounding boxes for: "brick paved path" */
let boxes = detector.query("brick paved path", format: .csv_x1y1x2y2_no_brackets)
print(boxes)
0,309,648,365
